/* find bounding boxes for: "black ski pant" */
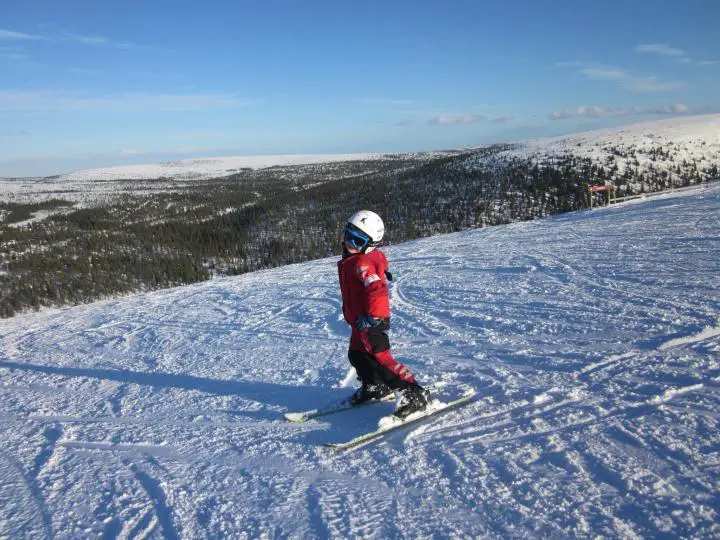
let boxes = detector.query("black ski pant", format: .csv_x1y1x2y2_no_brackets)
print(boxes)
348,324,417,390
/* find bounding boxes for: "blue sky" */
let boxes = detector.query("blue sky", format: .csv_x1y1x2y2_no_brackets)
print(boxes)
1,0,718,176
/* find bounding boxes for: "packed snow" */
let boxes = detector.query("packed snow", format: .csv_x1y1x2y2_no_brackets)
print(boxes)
1,184,719,537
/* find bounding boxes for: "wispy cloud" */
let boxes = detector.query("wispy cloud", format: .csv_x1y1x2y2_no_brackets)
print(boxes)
635,44,685,57
580,66,626,80
0,27,140,49
626,77,686,93
0,28,46,40
118,147,209,157
489,116,515,123
0,45,31,63
550,103,689,120
429,115,486,125
63,32,109,46
635,43,718,67
0,51,30,61
356,98,416,107
62,32,141,49
567,63,686,93
0,90,254,113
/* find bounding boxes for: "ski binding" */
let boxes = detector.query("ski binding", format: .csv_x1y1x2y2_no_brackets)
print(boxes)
325,390,476,451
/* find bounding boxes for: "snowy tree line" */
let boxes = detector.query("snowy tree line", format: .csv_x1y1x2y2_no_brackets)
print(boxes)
1,146,715,317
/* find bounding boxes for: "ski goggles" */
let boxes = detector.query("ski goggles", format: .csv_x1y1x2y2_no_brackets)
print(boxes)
343,223,371,250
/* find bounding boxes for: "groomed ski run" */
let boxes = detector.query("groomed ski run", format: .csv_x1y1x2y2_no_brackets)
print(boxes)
0,184,718,538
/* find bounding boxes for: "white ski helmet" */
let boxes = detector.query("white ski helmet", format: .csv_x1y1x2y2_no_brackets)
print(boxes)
344,210,385,249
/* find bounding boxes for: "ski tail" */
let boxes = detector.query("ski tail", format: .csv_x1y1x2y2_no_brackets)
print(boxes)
283,392,394,423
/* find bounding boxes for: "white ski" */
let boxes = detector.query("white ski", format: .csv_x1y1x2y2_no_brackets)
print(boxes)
324,390,476,451
284,382,445,423
283,393,394,423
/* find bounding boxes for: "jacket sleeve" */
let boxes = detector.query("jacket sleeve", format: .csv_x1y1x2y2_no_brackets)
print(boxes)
354,256,390,319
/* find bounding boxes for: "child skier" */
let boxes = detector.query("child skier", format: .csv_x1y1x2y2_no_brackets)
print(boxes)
338,210,429,419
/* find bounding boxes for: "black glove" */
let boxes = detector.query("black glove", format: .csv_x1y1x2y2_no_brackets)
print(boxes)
385,270,393,281
356,315,384,331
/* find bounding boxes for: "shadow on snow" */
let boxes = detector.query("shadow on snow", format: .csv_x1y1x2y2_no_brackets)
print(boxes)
0,359,343,412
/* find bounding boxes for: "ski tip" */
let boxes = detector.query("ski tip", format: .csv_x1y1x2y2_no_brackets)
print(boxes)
324,443,344,450
284,413,308,423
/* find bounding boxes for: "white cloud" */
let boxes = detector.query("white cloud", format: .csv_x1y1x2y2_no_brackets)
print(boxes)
634,43,719,67
550,103,690,120
635,44,685,57
626,77,686,93
118,146,208,157
489,116,515,124
429,115,486,125
669,103,690,113
0,29,45,40
115,42,142,50
357,98,416,107
1,52,30,61
63,32,109,46
170,146,207,154
0,27,139,48
0,90,255,113
61,32,140,48
570,63,685,93
581,66,627,80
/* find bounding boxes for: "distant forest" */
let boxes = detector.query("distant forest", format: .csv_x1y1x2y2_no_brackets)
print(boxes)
1,146,716,317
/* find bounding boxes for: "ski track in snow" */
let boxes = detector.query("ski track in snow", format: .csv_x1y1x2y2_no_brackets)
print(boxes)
1,184,719,537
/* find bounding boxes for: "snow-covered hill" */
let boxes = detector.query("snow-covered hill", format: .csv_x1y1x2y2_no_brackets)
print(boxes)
507,113,720,183
1,185,719,537
0,151,450,206
2,115,719,209
46,114,720,184
56,153,388,182
5,115,719,189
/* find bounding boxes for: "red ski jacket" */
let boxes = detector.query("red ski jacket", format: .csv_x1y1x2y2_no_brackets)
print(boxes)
338,248,390,324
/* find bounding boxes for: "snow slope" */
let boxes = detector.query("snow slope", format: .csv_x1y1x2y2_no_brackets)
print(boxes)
0,151,445,206
1,185,719,538
47,113,720,182
55,153,388,182
507,113,720,180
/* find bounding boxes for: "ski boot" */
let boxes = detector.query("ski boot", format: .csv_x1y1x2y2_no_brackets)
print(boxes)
393,384,429,419
350,383,393,405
